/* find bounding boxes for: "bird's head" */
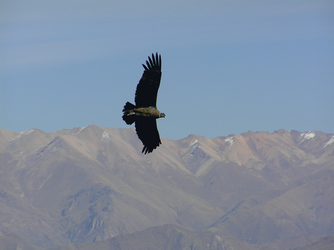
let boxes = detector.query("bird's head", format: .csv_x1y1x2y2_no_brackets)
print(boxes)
160,113,166,118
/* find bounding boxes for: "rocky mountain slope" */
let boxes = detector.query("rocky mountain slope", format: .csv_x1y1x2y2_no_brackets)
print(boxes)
0,126,333,249
294,233,334,250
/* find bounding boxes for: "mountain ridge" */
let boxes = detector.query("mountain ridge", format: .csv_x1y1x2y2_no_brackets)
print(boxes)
0,126,333,249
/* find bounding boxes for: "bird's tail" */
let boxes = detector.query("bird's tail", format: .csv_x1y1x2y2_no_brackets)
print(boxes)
122,102,136,125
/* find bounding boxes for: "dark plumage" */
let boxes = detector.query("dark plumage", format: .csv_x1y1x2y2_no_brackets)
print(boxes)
122,53,165,154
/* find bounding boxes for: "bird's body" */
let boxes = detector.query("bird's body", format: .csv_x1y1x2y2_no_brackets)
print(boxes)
122,53,165,154
123,105,163,120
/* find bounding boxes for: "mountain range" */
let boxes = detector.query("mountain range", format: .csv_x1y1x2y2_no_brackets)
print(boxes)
0,126,333,249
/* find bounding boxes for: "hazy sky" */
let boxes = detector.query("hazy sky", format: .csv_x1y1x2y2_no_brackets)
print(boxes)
1,0,333,139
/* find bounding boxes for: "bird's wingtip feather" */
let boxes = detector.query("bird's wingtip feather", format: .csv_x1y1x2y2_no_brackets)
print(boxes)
142,63,148,70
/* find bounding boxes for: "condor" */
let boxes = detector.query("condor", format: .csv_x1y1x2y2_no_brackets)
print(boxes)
122,53,165,154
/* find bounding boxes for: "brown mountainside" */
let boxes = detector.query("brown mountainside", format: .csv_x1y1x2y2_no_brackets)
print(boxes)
293,233,334,250
0,126,333,249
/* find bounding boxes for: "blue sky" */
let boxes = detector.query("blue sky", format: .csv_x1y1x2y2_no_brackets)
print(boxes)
1,0,333,139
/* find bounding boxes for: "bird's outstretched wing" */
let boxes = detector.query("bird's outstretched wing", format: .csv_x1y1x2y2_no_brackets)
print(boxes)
135,117,161,154
135,53,162,107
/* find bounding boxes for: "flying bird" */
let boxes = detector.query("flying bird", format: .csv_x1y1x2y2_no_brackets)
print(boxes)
122,53,165,154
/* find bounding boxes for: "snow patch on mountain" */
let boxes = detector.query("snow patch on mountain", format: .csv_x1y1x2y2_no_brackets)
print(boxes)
190,139,198,147
101,131,110,143
299,131,316,144
301,131,316,140
324,136,334,148
224,136,235,147
75,126,87,135
11,129,34,141
187,139,200,157
22,129,34,135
